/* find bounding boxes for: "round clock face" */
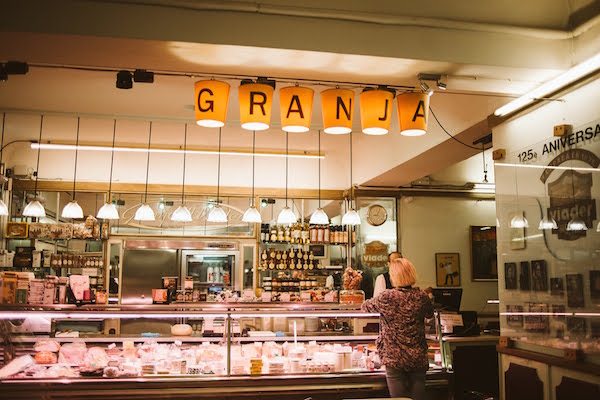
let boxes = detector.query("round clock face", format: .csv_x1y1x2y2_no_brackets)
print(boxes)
367,205,387,226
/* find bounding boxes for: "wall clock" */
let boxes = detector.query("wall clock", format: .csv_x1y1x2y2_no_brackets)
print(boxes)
367,204,387,226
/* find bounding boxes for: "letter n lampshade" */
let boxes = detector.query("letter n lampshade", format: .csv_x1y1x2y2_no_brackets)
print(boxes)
279,86,314,132
396,92,430,136
194,80,230,128
321,88,354,134
359,87,395,135
239,81,274,131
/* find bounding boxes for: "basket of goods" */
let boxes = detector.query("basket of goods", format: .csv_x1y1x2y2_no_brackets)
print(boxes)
340,267,365,304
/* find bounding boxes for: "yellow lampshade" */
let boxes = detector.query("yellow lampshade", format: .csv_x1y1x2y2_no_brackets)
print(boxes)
279,86,314,132
321,88,354,134
359,88,394,135
194,80,230,128
239,82,274,131
397,92,430,136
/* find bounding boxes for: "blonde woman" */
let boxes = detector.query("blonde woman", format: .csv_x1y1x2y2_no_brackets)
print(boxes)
361,258,433,400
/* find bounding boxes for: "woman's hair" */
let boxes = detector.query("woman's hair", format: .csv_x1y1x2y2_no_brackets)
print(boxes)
389,258,417,287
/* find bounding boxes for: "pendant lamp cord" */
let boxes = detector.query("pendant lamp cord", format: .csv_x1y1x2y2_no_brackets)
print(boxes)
144,121,152,204
318,129,321,208
251,130,255,206
285,131,289,207
216,127,221,203
349,130,353,209
0,113,5,166
108,119,116,200
181,124,187,204
34,115,43,197
72,117,80,201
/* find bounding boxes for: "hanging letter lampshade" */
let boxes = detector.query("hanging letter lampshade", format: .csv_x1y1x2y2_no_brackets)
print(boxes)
279,86,314,132
239,80,274,131
321,88,354,134
194,80,230,128
359,87,395,135
396,92,430,136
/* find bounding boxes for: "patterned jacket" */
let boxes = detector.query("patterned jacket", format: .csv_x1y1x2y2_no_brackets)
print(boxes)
361,286,434,372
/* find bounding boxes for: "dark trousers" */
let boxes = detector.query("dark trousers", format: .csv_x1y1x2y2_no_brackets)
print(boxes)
385,366,426,399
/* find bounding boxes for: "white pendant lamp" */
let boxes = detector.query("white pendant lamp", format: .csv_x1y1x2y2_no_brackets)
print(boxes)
309,129,329,225
242,130,262,223
207,128,228,223
342,131,360,226
23,115,46,218
97,119,120,220
538,217,558,230
134,122,155,221
171,124,193,222
277,132,298,225
61,117,84,219
0,113,9,216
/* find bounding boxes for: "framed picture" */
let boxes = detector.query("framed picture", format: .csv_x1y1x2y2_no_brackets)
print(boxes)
531,260,548,291
6,222,28,239
506,305,523,328
435,253,460,287
508,212,526,250
519,261,531,291
524,303,549,332
550,278,564,296
470,226,497,281
504,262,517,290
566,274,585,308
590,271,600,301
567,317,586,337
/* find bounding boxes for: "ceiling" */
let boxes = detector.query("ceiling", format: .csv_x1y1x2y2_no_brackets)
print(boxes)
0,0,599,190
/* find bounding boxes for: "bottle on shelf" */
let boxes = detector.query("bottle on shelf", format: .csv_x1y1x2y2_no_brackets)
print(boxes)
324,224,330,244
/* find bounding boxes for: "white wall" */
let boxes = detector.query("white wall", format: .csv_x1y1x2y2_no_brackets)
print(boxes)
400,196,498,311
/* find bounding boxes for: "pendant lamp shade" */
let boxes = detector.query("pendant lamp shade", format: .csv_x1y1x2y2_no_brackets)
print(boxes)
242,205,262,223
62,200,84,219
342,208,361,226
134,204,155,221
510,214,529,228
97,202,119,220
321,88,354,134
309,208,329,225
279,86,314,132
0,114,7,216
567,219,588,231
194,80,230,128
538,216,558,230
134,122,155,221
23,200,46,218
171,204,193,222
207,205,228,223
597,221,600,232
0,200,8,216
277,206,297,225
397,92,429,136
360,87,394,135
239,81,274,131
242,130,262,223
24,115,46,218
97,120,119,220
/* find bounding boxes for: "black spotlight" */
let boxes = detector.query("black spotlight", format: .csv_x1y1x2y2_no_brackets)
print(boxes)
0,65,7,82
116,70,133,89
133,69,154,83
4,61,29,75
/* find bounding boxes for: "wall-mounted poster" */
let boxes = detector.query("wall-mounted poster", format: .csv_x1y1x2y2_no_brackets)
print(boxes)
590,271,600,301
470,226,497,281
435,253,460,287
506,305,523,328
566,274,585,308
550,278,564,296
504,263,517,290
508,212,526,250
524,303,549,332
531,260,548,291
519,261,531,291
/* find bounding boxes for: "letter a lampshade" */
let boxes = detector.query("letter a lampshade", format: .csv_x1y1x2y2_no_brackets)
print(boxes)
359,87,395,135
321,88,354,134
397,92,430,136
279,86,314,132
194,80,230,128
239,81,274,131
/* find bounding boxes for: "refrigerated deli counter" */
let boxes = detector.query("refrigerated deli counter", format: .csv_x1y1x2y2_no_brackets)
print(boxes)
0,303,451,400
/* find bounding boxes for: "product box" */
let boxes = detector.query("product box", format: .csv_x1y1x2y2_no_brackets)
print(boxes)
0,272,18,304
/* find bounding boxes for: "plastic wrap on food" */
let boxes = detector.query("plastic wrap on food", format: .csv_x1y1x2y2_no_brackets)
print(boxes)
84,347,109,368
34,351,58,364
58,342,87,365
34,339,61,353
0,355,35,379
